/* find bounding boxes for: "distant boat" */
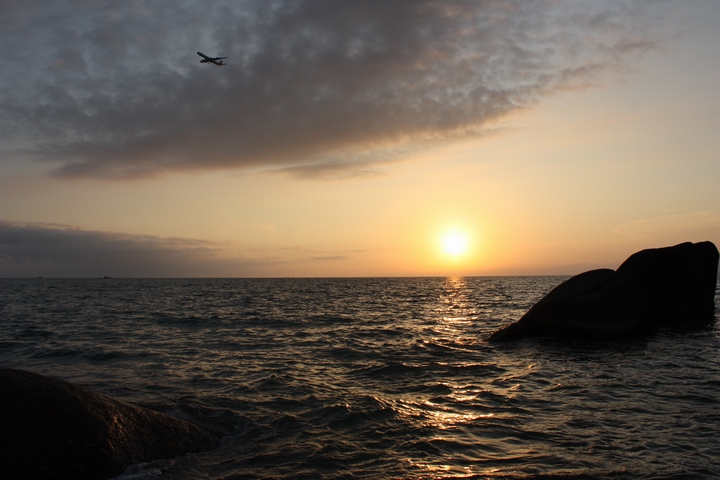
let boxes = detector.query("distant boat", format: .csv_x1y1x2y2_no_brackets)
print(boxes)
103,276,112,279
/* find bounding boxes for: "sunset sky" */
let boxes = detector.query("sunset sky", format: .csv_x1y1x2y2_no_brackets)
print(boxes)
1,0,719,278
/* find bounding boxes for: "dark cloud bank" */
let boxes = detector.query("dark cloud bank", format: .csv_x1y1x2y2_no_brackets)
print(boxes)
0,221,360,277
0,221,258,277
0,0,671,179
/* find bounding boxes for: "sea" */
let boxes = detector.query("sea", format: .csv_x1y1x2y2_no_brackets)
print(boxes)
1,277,719,479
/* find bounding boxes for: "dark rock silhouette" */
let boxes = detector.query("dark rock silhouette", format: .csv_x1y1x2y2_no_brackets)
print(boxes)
488,241,719,342
0,368,220,480
616,241,719,327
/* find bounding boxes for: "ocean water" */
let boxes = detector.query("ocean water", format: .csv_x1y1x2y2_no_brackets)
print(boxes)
1,277,719,479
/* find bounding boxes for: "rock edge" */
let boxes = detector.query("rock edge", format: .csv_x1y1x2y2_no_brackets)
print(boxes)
0,367,220,480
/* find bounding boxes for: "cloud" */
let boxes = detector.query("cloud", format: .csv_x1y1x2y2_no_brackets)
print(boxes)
0,0,673,179
0,221,256,277
0,221,362,277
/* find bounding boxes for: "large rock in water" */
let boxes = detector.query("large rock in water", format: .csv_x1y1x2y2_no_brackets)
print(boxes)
616,241,719,327
488,241,719,342
0,368,220,480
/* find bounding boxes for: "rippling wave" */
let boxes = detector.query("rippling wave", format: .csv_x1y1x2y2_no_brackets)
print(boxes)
1,277,719,479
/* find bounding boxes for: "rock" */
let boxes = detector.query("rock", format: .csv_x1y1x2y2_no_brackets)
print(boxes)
616,241,719,328
488,241,719,342
488,269,654,342
0,368,220,480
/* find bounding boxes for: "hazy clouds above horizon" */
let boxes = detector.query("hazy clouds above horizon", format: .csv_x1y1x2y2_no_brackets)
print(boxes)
0,220,261,277
0,0,674,179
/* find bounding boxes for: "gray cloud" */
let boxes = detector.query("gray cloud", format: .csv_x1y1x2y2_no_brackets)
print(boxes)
0,221,258,277
0,221,361,277
0,0,672,179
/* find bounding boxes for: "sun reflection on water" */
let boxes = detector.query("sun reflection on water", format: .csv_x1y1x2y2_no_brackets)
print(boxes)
392,396,496,430
393,276,542,477
430,277,478,340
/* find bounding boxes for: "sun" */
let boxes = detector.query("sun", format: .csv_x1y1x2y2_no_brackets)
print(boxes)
440,230,469,257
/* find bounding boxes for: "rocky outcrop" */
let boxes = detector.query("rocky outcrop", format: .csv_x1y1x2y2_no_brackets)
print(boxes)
488,241,719,342
0,368,220,480
616,241,719,327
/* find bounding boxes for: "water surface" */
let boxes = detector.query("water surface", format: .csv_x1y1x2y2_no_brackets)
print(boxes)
1,277,719,479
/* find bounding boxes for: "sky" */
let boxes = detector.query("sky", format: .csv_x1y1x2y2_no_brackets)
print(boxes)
1,0,719,278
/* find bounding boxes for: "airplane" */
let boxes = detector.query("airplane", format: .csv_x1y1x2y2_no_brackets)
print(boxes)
197,52,227,66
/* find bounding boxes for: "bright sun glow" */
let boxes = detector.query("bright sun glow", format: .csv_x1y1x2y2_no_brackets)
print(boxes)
440,230,469,257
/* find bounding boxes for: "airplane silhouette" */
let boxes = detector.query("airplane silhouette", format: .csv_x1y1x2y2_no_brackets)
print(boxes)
197,52,227,66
